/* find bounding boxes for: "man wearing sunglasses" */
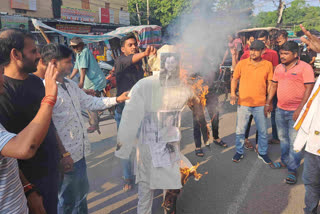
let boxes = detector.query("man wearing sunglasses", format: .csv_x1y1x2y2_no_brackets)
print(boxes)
69,37,107,134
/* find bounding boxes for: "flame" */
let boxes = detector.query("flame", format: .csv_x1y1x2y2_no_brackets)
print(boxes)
180,163,204,185
192,79,209,107
179,68,209,107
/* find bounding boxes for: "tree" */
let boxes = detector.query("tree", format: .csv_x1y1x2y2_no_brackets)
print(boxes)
252,0,320,32
128,0,192,27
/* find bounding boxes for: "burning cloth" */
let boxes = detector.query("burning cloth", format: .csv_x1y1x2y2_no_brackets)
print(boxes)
115,51,196,213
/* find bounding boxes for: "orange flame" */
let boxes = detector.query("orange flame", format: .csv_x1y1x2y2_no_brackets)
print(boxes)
180,163,204,185
180,68,209,107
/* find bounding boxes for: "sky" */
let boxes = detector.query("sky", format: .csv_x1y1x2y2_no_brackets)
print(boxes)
254,0,319,14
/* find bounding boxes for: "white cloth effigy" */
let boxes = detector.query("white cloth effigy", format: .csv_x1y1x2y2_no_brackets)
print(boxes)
293,77,320,155
115,75,194,189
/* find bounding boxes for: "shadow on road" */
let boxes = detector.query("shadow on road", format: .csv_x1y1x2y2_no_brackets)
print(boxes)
85,103,306,214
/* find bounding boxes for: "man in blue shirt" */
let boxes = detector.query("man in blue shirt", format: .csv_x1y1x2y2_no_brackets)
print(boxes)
69,37,107,134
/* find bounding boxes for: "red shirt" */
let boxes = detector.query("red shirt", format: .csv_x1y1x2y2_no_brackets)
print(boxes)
240,48,279,67
273,60,315,111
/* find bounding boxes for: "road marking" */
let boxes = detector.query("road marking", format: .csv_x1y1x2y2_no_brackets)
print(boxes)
227,159,262,214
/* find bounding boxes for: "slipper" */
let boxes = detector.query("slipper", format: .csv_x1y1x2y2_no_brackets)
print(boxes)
195,149,204,157
244,139,254,151
214,140,228,148
270,162,286,169
123,179,133,191
286,173,297,185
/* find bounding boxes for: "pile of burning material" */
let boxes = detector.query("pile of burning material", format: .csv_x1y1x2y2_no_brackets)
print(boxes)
180,163,207,185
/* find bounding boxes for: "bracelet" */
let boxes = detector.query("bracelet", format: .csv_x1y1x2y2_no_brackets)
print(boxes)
41,100,56,107
23,183,32,190
41,96,57,107
62,152,71,158
43,95,57,101
265,104,270,106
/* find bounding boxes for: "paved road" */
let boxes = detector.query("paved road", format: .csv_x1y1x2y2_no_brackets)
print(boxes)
85,103,309,214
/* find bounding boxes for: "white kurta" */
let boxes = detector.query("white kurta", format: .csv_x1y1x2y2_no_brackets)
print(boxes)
115,75,194,190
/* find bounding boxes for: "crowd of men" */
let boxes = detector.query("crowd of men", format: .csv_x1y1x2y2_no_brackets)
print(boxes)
0,24,320,214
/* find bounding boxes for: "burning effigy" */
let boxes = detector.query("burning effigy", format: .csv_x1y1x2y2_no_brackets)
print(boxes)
115,45,206,214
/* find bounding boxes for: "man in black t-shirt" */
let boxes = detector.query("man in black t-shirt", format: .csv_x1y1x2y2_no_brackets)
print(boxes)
114,33,156,191
0,29,60,214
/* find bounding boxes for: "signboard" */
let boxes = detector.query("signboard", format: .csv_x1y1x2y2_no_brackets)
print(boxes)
91,27,112,34
119,11,130,25
109,9,115,24
99,8,110,23
1,16,29,30
61,6,96,22
11,0,37,11
56,24,91,34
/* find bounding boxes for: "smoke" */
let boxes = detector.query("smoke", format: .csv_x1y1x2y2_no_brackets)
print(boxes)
165,0,252,85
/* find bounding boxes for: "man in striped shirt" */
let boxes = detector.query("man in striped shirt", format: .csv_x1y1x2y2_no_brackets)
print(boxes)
0,38,59,213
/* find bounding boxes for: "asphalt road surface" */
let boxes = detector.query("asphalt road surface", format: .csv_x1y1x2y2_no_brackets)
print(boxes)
85,103,310,214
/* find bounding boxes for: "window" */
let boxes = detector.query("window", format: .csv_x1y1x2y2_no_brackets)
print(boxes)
82,0,90,10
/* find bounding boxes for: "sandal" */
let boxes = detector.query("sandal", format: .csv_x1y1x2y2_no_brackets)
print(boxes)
270,162,286,169
214,139,228,148
286,173,297,185
123,178,133,191
244,139,254,150
195,149,204,157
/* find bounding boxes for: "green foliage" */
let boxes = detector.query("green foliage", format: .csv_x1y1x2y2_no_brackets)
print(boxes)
128,0,192,27
128,0,253,27
252,0,320,32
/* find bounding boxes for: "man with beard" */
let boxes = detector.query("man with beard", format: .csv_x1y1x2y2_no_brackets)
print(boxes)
114,33,156,191
0,29,60,213
230,40,276,167
40,43,129,213
0,38,59,214
265,41,314,184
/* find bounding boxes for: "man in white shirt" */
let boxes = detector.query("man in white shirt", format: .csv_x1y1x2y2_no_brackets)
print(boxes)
293,25,320,214
40,44,129,214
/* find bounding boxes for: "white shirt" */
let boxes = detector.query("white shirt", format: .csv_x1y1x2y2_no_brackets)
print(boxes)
44,79,117,163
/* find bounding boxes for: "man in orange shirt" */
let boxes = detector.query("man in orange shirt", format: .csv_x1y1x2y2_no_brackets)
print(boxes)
230,40,275,165
265,41,315,184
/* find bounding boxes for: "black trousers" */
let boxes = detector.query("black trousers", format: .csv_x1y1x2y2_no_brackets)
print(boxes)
192,92,220,148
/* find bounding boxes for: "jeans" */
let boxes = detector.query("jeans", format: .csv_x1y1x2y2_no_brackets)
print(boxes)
115,103,134,181
271,96,279,140
32,169,59,214
235,105,268,155
58,158,89,214
303,151,320,214
275,108,301,173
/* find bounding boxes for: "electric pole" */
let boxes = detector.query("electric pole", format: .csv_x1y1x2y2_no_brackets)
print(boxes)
136,3,142,25
147,0,150,25
277,0,285,27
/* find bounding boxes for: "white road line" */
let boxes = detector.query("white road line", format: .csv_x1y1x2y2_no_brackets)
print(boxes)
227,159,263,214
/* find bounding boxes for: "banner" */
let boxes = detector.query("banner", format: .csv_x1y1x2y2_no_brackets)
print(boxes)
61,6,96,22
99,8,110,23
11,0,37,11
56,24,91,34
119,11,130,25
1,16,29,30
109,9,115,24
